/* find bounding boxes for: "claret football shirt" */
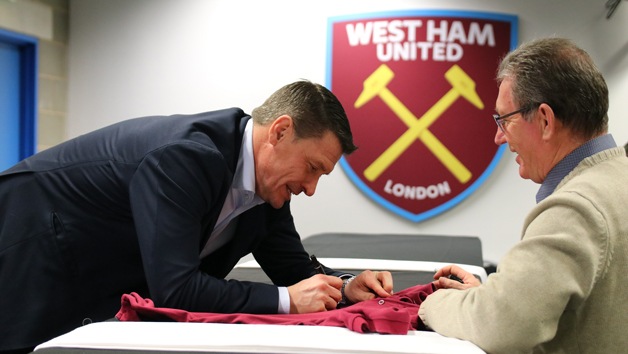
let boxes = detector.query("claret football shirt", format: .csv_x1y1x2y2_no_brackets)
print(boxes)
116,284,435,335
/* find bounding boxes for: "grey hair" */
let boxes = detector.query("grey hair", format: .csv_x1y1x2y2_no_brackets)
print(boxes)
497,38,608,139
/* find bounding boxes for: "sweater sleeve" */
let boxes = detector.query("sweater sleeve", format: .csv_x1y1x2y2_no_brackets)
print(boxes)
419,192,608,354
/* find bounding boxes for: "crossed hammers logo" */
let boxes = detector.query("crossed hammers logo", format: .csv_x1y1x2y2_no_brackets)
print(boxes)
354,64,484,184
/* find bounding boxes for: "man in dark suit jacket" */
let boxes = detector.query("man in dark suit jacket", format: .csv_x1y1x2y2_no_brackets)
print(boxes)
0,81,393,352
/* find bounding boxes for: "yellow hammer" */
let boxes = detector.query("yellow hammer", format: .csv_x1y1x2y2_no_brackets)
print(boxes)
355,64,483,183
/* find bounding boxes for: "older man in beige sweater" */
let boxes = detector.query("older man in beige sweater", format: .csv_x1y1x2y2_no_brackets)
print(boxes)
419,38,628,354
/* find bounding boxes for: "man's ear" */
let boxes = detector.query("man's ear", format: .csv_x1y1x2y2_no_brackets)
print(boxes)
268,115,294,146
538,103,557,141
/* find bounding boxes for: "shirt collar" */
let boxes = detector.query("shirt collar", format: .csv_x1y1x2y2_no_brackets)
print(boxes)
536,134,616,203
232,119,262,203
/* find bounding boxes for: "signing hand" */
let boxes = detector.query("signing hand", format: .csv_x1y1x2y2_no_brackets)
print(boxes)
432,265,481,290
344,270,393,304
287,274,343,314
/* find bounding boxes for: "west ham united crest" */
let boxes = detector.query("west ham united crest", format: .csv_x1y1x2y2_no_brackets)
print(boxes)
327,10,518,222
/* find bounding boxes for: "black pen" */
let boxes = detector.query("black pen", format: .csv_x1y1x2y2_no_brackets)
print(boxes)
310,255,326,275
448,274,464,284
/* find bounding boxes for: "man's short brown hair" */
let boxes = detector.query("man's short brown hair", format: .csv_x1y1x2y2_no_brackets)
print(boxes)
252,81,357,155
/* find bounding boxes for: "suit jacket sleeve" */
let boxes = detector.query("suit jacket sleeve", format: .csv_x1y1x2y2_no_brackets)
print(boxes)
252,203,315,286
129,141,279,314
252,202,349,285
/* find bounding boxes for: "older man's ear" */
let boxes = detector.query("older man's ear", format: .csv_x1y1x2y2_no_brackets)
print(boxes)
538,103,558,142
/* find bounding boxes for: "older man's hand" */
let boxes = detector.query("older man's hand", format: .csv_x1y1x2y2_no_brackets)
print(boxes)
344,270,394,304
432,264,481,290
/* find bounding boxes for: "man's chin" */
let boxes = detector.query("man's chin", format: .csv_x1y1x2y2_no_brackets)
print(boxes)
269,199,288,209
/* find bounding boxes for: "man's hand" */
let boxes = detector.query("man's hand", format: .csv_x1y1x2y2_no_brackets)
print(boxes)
432,265,481,290
344,270,393,304
287,274,343,314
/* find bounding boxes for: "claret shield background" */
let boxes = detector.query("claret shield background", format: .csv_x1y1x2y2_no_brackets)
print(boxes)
328,10,517,221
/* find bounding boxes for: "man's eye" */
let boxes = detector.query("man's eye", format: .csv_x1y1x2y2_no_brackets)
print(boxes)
311,165,317,172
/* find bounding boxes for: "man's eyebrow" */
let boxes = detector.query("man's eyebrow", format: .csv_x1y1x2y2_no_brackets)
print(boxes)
318,160,331,174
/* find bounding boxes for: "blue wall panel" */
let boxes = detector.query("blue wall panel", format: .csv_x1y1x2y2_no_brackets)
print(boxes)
0,41,21,171
0,28,38,173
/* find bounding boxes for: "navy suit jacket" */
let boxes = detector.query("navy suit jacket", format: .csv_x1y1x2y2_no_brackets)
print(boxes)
0,108,334,350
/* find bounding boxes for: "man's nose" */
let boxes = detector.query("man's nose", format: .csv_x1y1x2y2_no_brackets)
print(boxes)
494,126,507,146
303,177,319,197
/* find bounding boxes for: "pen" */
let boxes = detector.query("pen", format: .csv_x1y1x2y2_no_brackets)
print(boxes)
310,255,326,275
448,274,464,284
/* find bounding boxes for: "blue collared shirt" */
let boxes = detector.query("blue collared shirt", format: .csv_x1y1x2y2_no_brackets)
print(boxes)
198,120,291,314
536,134,617,203
200,119,264,258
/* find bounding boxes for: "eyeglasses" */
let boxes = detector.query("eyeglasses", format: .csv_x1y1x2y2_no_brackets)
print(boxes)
493,107,529,134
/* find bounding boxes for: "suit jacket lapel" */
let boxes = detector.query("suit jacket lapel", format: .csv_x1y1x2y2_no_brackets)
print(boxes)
198,114,251,251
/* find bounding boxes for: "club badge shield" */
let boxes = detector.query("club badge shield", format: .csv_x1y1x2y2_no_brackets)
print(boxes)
327,10,518,222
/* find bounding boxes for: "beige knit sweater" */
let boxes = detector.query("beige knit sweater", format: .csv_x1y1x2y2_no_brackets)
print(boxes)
419,147,628,354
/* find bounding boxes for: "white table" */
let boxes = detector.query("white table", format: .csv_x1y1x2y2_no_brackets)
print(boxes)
35,321,486,354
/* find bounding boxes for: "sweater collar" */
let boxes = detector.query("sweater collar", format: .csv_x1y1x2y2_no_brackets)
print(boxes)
536,134,616,203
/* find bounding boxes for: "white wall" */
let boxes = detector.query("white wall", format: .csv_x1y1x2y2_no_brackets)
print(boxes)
67,0,628,264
